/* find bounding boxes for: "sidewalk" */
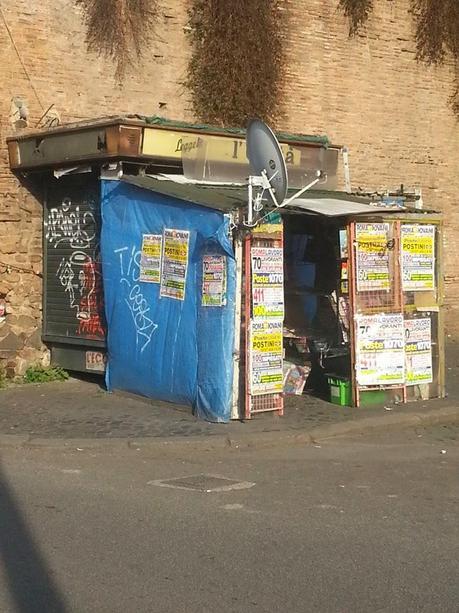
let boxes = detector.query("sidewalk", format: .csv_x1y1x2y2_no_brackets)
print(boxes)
0,370,458,451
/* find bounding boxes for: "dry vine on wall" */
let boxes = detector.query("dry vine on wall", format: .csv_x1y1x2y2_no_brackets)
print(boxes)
75,1,458,120
338,0,459,116
185,0,286,127
75,0,159,82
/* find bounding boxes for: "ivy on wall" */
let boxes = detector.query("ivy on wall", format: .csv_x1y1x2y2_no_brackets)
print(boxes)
338,0,459,115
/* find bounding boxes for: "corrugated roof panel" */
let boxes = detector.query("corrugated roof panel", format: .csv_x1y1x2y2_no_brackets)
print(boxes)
287,198,404,217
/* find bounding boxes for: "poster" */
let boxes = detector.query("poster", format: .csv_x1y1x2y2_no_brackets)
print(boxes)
160,229,190,301
251,247,284,319
140,234,162,283
356,223,391,292
405,318,433,386
355,313,405,386
401,224,435,291
250,319,283,395
339,228,348,259
202,255,226,307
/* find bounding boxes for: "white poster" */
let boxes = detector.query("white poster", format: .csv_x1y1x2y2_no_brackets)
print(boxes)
249,319,283,395
251,247,284,319
160,229,190,301
405,318,433,386
355,313,405,386
202,255,226,307
401,224,435,291
140,234,162,283
355,223,391,292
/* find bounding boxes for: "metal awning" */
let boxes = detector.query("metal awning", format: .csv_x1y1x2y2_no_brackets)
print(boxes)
121,174,248,212
121,175,407,217
286,197,404,216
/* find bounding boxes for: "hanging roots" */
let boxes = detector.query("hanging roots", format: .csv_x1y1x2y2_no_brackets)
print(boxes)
75,0,159,81
338,0,374,36
185,0,286,127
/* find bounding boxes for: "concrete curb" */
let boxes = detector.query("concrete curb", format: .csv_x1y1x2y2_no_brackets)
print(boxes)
0,404,457,453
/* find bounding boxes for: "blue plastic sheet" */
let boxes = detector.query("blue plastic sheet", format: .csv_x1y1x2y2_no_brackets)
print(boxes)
100,180,236,422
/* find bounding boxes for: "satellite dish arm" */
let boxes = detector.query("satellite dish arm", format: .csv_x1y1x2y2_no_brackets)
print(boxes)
279,171,326,208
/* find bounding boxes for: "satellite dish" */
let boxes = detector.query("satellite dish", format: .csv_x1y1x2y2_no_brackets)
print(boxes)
246,119,288,206
244,118,327,226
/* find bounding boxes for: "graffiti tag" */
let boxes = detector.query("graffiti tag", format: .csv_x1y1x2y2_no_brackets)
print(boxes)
115,246,158,353
56,251,105,339
46,197,96,249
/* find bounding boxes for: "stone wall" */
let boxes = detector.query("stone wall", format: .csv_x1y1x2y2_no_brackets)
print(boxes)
0,0,458,375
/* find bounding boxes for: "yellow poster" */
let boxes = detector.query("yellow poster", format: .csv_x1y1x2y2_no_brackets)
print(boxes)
250,320,283,395
356,223,390,292
160,229,190,300
140,234,162,283
401,224,435,291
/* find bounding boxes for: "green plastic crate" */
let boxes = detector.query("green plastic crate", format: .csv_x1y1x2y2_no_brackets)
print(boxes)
328,376,352,407
359,389,388,407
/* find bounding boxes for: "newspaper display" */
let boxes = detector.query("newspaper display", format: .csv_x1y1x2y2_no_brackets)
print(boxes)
160,229,190,301
251,247,284,319
250,320,283,395
401,224,435,291
405,318,433,386
355,223,391,292
355,313,405,386
202,255,226,307
139,234,162,283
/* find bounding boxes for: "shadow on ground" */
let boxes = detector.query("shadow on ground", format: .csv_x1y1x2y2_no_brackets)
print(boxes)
0,459,67,612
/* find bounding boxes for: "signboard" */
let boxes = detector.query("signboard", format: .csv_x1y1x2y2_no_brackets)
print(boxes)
355,313,405,386
251,247,284,319
249,320,283,395
160,229,190,301
142,127,300,166
401,224,435,291
405,318,433,386
140,234,162,283
355,223,390,292
202,255,226,307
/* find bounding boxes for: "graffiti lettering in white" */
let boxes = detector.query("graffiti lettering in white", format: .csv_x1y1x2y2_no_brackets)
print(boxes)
115,246,158,353
47,198,96,249
57,251,92,318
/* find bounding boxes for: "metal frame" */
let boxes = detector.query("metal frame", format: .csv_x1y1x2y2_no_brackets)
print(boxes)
244,231,284,419
349,215,444,406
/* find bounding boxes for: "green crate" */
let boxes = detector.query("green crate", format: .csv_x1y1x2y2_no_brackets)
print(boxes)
328,376,352,407
359,389,388,407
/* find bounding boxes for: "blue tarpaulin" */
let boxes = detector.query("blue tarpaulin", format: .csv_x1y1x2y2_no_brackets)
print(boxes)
100,180,236,422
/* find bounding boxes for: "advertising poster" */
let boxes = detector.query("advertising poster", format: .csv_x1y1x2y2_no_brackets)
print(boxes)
160,229,190,301
401,224,435,291
251,247,284,319
405,318,433,386
356,223,390,292
339,228,348,259
250,319,283,395
355,313,405,386
202,255,226,307
139,234,162,283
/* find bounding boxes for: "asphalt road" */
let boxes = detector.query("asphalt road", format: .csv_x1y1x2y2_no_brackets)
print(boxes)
0,425,457,613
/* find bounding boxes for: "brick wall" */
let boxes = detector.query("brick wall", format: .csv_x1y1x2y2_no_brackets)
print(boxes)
0,0,191,373
0,0,458,373
281,0,459,331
